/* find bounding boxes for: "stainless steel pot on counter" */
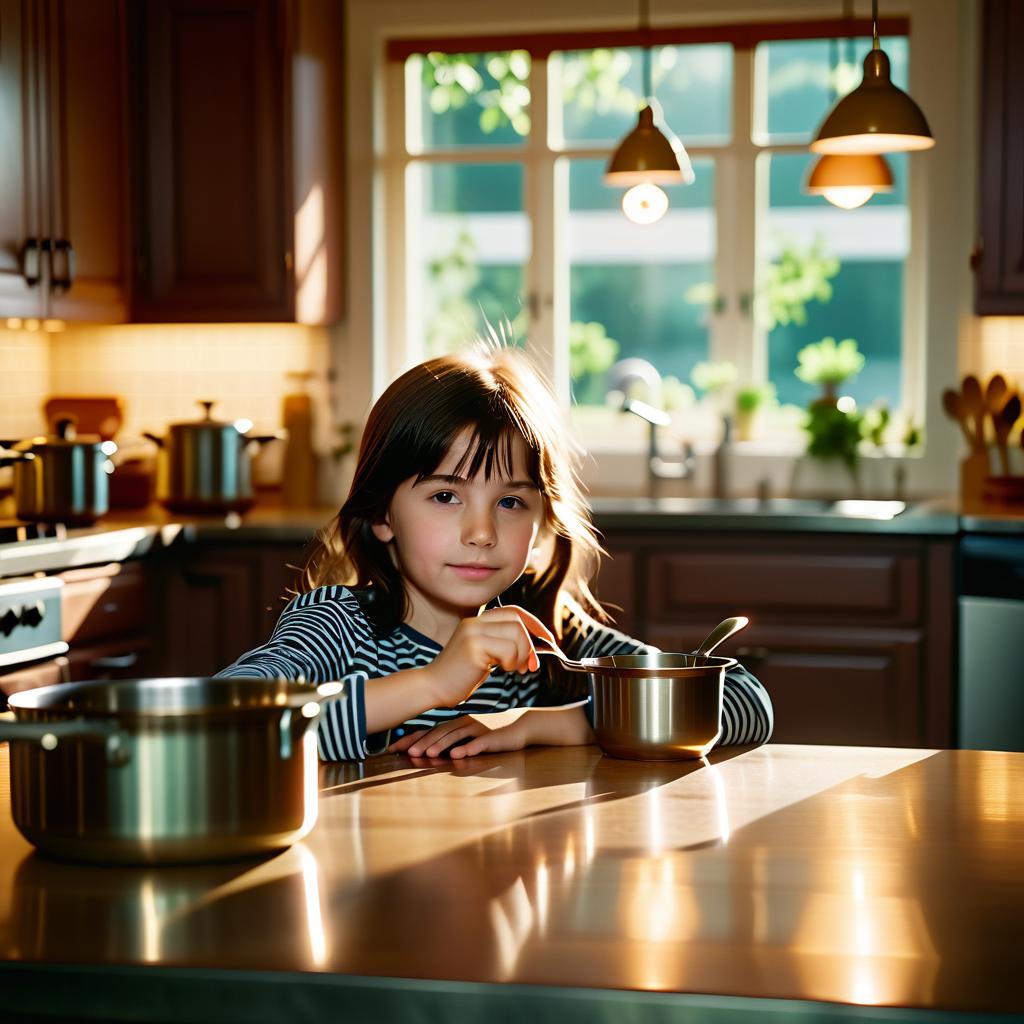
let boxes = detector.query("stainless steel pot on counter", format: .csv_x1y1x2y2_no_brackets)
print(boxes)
144,401,281,514
0,676,345,865
0,418,117,525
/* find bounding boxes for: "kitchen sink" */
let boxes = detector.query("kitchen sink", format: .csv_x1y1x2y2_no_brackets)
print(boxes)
588,497,908,520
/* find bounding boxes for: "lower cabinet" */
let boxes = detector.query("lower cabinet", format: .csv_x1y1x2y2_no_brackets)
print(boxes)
599,531,956,748
153,540,307,676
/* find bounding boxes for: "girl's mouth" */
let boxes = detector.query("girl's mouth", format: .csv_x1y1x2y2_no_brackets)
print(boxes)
449,564,499,580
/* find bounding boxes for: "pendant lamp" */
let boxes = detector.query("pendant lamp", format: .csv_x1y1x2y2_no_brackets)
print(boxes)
810,0,933,155
805,152,894,209
604,0,694,192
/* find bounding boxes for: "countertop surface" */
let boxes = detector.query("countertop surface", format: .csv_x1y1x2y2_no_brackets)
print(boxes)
2,493,1023,580
0,494,1009,580
0,743,1020,1022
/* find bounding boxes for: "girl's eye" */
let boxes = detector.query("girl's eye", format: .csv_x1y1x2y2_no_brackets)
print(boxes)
498,495,526,510
430,491,459,505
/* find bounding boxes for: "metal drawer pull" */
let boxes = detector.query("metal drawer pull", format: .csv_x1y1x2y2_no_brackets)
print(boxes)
21,238,41,286
88,652,139,670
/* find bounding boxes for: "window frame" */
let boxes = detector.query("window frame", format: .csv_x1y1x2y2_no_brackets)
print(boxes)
345,0,971,497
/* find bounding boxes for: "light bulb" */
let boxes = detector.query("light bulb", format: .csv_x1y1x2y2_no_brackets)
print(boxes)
821,186,875,210
622,183,668,225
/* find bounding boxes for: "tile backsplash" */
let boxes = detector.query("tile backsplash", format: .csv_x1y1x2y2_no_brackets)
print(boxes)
0,332,52,440
1,322,331,441
964,316,1024,386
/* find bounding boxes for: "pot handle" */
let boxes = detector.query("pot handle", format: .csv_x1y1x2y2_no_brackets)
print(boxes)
0,718,130,766
277,681,347,758
142,432,165,449
0,449,32,469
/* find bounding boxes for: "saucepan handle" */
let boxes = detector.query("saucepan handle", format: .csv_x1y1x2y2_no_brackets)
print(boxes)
0,718,130,766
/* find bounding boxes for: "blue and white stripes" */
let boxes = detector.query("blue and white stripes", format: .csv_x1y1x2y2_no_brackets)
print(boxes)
217,585,774,760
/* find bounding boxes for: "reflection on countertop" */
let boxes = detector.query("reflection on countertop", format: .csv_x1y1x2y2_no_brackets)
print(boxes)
0,744,1021,1020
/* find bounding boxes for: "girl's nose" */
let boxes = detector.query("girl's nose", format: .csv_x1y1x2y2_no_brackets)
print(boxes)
462,510,497,547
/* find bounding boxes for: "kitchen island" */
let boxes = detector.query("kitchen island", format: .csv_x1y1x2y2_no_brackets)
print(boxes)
0,742,1019,1022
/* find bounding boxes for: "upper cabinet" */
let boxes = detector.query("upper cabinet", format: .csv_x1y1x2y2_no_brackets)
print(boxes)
0,0,129,322
128,0,343,324
976,0,1024,315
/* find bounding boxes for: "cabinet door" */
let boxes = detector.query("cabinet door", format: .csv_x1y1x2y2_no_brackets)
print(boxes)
45,0,129,322
130,0,292,321
0,0,44,317
976,0,1024,313
156,542,304,676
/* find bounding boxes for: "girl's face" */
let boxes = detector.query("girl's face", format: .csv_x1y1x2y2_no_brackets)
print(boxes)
371,429,544,632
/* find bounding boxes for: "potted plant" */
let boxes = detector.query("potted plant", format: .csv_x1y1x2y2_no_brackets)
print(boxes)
734,383,776,442
791,337,866,495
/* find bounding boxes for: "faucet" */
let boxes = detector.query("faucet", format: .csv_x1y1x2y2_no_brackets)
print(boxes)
623,398,695,489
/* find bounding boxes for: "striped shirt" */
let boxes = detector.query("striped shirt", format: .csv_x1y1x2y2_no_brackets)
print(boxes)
217,585,773,761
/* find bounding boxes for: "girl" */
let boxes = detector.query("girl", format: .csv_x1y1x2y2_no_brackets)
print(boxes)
217,348,772,761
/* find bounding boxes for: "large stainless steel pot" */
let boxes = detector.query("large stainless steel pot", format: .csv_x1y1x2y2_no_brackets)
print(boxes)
144,400,280,514
0,418,116,525
0,676,344,865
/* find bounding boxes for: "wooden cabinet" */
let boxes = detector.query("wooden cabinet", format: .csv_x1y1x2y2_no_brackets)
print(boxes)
153,540,306,676
0,0,129,322
975,0,1024,314
598,530,956,749
128,0,343,324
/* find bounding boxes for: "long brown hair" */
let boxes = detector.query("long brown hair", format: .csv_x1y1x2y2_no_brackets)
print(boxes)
301,347,607,638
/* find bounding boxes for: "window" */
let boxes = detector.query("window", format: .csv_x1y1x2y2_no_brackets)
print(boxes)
387,28,916,447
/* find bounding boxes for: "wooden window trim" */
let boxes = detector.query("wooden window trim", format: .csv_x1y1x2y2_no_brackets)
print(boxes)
386,17,910,61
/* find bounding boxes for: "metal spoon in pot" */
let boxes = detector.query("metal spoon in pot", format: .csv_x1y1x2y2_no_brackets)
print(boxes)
533,614,750,672
694,615,749,657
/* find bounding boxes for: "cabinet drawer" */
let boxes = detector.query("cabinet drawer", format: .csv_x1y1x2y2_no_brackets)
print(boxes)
59,562,148,645
648,622,929,747
644,541,921,626
66,634,152,682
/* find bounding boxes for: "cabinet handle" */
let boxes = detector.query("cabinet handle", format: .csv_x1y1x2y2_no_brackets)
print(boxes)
21,238,41,286
88,652,139,671
51,239,76,293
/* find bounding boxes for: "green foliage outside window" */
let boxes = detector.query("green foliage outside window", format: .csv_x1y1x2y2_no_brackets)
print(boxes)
755,236,840,332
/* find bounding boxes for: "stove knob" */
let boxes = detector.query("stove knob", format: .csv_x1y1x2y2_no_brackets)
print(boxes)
19,601,46,627
1,605,22,635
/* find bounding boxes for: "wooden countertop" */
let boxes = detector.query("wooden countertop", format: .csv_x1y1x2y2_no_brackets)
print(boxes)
0,743,1021,1022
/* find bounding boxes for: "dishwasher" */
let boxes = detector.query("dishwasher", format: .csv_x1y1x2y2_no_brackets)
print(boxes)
959,534,1024,752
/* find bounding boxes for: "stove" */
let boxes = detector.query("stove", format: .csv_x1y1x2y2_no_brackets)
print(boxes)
0,574,66,670
0,520,67,545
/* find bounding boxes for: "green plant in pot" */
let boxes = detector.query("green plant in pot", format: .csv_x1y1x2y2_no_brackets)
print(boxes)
795,337,866,478
734,383,776,442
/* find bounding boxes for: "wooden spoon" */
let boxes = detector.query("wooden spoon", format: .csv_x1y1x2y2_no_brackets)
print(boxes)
996,393,1021,475
942,388,976,450
962,375,986,447
986,373,1009,414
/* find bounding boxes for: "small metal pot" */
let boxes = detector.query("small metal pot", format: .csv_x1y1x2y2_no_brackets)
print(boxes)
582,654,737,761
144,400,280,514
0,676,344,865
0,418,116,525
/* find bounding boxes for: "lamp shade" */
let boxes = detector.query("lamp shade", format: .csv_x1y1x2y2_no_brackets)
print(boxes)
604,105,695,186
805,152,894,209
810,49,934,154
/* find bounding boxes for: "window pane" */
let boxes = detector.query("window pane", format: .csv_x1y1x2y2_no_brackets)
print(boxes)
410,52,530,152
412,162,529,358
759,152,909,409
756,36,909,145
554,45,731,148
567,158,715,406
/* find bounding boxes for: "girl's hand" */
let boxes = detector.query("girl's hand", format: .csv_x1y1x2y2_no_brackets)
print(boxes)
388,714,528,758
420,605,555,709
